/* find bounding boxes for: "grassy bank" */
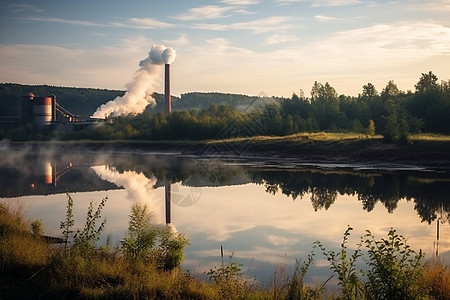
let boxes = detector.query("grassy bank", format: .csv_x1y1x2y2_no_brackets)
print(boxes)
1,200,450,299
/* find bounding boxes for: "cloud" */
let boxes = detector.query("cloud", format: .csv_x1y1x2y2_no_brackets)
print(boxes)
193,16,296,33
314,15,339,22
277,0,361,6
17,16,106,27
8,3,44,13
163,34,190,47
265,34,299,44
408,0,450,12
174,5,234,21
220,0,259,5
17,15,174,30
119,18,174,29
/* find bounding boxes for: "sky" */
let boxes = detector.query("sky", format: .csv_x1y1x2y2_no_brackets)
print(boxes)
1,0,450,98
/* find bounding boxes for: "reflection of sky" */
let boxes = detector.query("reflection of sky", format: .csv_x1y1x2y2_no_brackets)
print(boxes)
2,167,449,284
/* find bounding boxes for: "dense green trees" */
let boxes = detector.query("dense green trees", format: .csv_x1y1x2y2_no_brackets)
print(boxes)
1,72,450,141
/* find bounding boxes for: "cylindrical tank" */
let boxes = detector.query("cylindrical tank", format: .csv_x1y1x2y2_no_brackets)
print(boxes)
32,96,53,126
33,160,53,185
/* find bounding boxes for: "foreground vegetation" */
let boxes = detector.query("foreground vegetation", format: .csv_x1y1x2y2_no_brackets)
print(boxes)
1,197,449,299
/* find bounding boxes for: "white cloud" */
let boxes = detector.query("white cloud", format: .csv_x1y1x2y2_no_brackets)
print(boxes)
314,15,338,22
408,0,450,12
17,16,106,27
174,5,234,21
309,0,361,6
193,16,296,33
18,15,174,30
220,0,259,5
124,18,174,29
163,34,190,47
277,0,361,6
265,34,299,44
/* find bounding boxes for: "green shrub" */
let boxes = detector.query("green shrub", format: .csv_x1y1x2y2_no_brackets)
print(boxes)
121,203,189,271
364,229,427,299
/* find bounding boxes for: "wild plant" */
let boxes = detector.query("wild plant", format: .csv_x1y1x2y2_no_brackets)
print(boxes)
207,249,243,284
314,226,364,299
157,225,190,271
207,248,246,299
364,228,427,300
60,193,74,251
286,251,319,300
30,218,43,237
121,203,189,270
121,203,158,264
72,196,107,256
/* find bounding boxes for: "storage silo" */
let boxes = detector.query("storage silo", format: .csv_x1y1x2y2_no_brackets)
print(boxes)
32,96,53,126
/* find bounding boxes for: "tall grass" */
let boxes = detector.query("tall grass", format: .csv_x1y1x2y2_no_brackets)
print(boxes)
1,201,449,299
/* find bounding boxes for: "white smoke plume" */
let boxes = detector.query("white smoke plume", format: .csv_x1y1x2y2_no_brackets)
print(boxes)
92,45,176,118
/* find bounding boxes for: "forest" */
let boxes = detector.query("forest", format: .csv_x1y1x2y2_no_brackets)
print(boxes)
1,71,449,142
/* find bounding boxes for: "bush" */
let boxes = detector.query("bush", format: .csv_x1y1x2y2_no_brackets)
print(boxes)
121,203,189,271
364,229,426,299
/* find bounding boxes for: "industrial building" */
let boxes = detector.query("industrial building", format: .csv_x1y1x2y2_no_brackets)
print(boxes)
20,93,103,132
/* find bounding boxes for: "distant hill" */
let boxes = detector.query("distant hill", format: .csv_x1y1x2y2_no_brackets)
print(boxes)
0,83,284,117
151,92,284,113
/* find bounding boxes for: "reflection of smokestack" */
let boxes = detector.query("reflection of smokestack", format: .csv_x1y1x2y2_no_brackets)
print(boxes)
165,64,171,114
165,180,172,224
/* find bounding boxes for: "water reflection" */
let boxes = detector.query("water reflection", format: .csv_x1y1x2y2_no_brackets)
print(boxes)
1,149,449,282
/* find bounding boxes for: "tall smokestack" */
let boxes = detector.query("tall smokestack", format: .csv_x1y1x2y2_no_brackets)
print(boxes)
165,180,172,224
165,63,171,114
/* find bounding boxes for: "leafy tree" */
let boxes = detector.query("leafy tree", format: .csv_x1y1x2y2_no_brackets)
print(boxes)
310,81,340,130
415,71,439,95
361,82,378,101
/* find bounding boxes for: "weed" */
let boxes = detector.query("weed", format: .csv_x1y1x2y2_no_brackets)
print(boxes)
422,258,450,300
286,251,319,300
72,196,107,257
60,193,74,251
315,226,364,299
30,218,43,237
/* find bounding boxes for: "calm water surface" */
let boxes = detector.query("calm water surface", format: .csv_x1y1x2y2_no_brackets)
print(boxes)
1,147,449,284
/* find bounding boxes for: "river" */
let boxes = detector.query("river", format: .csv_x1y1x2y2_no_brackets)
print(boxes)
1,145,449,285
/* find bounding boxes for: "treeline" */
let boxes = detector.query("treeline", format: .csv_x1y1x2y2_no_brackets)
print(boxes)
2,71,450,141
65,71,450,142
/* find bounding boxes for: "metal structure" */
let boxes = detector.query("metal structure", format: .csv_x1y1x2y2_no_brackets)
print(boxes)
20,93,102,131
164,63,171,114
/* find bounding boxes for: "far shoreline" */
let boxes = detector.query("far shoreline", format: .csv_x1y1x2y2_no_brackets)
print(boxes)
4,133,450,173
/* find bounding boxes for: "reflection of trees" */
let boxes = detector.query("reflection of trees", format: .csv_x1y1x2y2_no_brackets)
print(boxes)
7,152,449,225
249,168,450,223
310,187,337,211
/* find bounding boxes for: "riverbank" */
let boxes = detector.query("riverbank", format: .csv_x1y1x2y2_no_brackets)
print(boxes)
4,133,450,172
